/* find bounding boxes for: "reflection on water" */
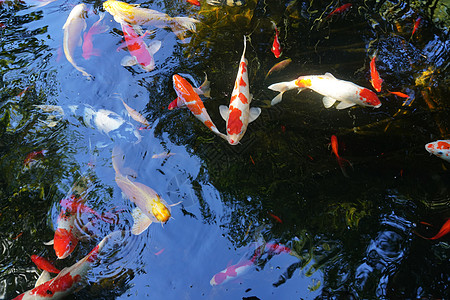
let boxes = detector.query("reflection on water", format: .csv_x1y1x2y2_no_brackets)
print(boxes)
1,0,450,299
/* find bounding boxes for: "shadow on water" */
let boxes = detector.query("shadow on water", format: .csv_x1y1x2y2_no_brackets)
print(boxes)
1,0,449,299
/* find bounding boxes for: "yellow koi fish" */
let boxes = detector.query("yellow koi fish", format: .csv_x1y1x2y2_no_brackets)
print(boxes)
63,4,93,79
103,0,199,41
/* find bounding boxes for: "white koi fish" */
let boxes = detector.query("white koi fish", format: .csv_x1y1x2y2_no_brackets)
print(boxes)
63,4,92,79
14,233,112,300
425,140,450,162
170,74,226,140
219,36,261,145
268,73,382,109
103,0,199,41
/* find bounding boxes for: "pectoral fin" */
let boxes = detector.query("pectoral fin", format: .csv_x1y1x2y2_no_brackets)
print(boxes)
324,72,336,79
44,239,54,246
121,55,137,67
131,207,152,235
336,101,356,109
219,105,229,121
249,107,261,123
147,40,162,55
322,96,337,108
35,271,51,287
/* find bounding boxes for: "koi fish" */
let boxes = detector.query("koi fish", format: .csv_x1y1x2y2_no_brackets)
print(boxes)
268,72,381,109
411,17,421,38
31,255,60,274
24,150,48,167
268,212,282,223
326,3,352,19
120,23,161,71
425,140,450,162
331,135,352,177
210,251,261,286
170,74,227,140
265,58,292,79
369,53,382,92
14,233,112,300
82,13,109,60
265,242,291,254
426,218,450,240
112,147,175,235
389,91,409,99
186,0,200,6
103,0,199,41
219,36,261,145
117,96,151,128
63,4,92,79
271,21,282,58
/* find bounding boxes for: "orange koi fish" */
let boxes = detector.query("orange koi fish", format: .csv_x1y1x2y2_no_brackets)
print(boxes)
389,91,410,98
120,23,161,71
271,21,282,58
219,36,261,145
331,135,352,177
82,13,109,60
326,3,352,18
265,58,292,79
268,73,381,109
425,140,450,162
369,53,382,92
427,218,450,240
411,17,421,38
31,255,60,274
186,0,200,6
170,74,226,140
14,233,113,300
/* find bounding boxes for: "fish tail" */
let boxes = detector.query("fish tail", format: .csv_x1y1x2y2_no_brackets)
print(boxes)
268,80,301,105
172,16,199,33
336,156,352,178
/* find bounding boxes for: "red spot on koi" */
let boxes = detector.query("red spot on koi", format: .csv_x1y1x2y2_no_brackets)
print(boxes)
295,78,312,88
227,108,243,135
33,272,81,297
31,255,60,273
239,77,247,87
240,62,247,73
358,88,381,107
238,93,248,104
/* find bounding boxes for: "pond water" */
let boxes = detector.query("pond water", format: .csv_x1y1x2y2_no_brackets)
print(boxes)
1,0,449,299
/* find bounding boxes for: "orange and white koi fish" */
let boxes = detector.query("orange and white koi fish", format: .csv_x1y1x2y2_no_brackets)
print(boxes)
112,147,175,234
63,4,92,78
331,135,352,177
425,140,450,162
103,0,199,41
31,255,60,274
219,36,261,145
369,53,382,92
82,13,109,60
326,3,352,19
268,72,381,109
170,74,226,140
120,23,161,71
271,21,282,58
14,233,112,300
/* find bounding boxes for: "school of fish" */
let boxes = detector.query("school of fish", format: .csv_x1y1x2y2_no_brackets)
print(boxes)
10,0,448,298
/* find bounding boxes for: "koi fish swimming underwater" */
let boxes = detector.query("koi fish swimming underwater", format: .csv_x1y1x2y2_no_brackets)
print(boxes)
103,0,199,41
219,36,261,145
425,140,450,162
268,72,381,109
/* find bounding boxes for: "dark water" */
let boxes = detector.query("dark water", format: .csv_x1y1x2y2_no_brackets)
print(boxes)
1,0,449,299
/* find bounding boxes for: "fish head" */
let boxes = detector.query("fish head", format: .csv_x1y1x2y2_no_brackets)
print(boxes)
53,228,78,259
173,74,195,98
358,88,381,108
151,197,171,223
425,140,450,160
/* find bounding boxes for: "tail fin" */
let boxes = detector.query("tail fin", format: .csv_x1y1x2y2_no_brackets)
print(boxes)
336,156,353,178
268,80,300,105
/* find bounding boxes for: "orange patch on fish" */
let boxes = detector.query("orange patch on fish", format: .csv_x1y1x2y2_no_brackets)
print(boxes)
358,88,381,106
238,93,248,104
295,78,312,88
204,120,214,130
240,62,247,73
436,141,450,149
186,102,203,115
227,108,243,135
239,77,247,87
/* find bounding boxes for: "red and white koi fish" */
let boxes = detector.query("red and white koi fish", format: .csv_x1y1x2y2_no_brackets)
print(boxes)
103,0,199,41
82,13,109,60
14,234,111,300
369,53,382,92
210,251,261,286
331,135,352,177
268,72,381,109
24,150,48,167
271,21,282,58
112,147,176,234
63,4,92,79
170,74,226,140
219,36,261,145
120,23,161,71
31,255,60,274
425,140,450,162
326,3,352,19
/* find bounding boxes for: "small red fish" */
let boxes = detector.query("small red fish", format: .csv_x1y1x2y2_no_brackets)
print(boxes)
427,218,450,240
369,53,382,92
186,0,200,6
326,3,352,18
331,135,351,177
24,150,48,166
389,91,409,99
411,17,421,38
31,255,60,274
82,13,109,60
271,21,282,58
268,212,282,223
